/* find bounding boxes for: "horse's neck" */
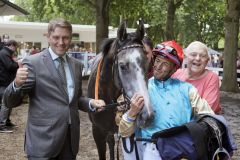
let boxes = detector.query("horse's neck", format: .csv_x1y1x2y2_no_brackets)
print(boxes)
99,57,121,103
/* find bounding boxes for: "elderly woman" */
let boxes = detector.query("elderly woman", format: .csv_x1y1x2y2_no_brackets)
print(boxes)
172,41,221,114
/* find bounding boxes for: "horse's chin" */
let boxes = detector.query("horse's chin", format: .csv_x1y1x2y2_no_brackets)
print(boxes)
136,109,154,128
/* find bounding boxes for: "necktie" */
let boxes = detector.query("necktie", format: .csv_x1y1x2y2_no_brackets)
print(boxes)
57,57,67,89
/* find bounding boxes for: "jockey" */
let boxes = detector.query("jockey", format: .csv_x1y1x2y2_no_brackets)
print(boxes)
118,40,215,160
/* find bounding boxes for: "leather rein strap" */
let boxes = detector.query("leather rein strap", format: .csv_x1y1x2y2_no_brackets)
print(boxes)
95,58,103,100
94,57,131,110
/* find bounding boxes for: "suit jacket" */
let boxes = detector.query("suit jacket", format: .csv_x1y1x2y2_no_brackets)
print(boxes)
3,49,92,157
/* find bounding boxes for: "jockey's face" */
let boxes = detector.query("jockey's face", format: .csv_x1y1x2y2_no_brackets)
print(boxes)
153,56,176,81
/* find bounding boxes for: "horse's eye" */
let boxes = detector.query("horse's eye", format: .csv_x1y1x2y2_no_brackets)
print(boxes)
119,63,128,72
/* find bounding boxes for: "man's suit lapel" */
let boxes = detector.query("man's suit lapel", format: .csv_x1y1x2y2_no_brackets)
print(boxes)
42,50,69,98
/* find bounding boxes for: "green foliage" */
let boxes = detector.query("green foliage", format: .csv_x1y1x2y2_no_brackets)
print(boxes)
179,0,225,48
13,0,226,48
110,0,146,28
110,0,167,43
13,0,95,24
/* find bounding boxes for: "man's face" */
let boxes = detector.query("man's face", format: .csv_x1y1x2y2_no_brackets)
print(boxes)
153,56,176,80
186,45,209,74
9,45,17,52
47,27,72,56
3,35,9,43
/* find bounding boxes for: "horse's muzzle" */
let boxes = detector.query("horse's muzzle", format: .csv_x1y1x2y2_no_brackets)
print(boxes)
136,108,154,128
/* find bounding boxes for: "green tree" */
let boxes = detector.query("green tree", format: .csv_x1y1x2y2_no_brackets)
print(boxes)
13,0,95,24
165,0,184,40
221,0,240,92
178,0,225,47
14,0,109,52
110,0,147,28
83,0,111,52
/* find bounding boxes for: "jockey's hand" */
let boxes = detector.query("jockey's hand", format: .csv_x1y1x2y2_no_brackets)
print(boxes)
128,93,144,118
90,99,105,112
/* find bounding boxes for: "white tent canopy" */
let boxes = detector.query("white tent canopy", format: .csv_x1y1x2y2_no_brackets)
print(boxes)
208,48,222,55
0,0,28,16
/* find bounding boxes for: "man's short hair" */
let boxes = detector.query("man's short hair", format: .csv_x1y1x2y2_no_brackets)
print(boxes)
48,18,72,35
5,40,18,47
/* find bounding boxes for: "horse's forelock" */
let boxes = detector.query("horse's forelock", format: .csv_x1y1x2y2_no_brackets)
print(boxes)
128,32,143,43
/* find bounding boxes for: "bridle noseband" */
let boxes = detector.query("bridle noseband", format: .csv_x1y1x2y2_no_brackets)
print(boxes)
113,43,145,111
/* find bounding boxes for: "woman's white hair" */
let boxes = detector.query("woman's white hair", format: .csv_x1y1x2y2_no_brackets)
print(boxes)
185,41,210,60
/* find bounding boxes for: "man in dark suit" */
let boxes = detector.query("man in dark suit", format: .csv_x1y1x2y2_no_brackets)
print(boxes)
3,18,105,160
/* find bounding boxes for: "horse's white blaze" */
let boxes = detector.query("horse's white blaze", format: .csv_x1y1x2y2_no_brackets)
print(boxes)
128,50,151,115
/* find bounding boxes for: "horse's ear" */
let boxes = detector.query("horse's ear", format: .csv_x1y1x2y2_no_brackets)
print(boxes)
136,19,145,40
117,20,127,41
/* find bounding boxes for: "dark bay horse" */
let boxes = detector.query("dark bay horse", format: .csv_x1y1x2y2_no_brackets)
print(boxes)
87,20,154,160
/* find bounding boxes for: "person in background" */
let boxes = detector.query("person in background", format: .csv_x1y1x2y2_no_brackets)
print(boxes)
2,34,10,44
30,46,38,55
3,18,105,160
142,36,154,78
0,40,19,133
219,54,224,68
237,57,240,69
0,34,10,50
0,37,4,50
172,41,221,114
237,57,240,87
119,41,214,160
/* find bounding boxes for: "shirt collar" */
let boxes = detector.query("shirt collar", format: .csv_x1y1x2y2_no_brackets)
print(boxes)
153,77,173,89
48,47,67,61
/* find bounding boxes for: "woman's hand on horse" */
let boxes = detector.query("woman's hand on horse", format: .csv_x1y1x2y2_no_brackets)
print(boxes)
128,93,144,118
90,99,106,112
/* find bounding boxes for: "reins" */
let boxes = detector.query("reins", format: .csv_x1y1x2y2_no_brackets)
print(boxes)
95,58,103,100
94,56,131,110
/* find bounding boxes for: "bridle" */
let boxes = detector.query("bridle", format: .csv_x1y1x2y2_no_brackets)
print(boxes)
94,43,145,111
113,43,145,110
117,44,144,53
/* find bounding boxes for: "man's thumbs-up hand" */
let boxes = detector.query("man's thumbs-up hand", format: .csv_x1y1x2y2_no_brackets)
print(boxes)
15,59,28,88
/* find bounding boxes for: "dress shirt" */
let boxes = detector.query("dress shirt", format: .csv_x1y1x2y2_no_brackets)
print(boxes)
49,47,74,102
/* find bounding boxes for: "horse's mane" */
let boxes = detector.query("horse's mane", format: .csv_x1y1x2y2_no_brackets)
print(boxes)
100,38,116,56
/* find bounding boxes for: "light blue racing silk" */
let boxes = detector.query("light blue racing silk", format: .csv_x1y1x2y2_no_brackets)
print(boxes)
139,77,194,139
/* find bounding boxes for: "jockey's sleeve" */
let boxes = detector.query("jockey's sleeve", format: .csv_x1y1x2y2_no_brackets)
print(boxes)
119,112,136,137
189,86,215,115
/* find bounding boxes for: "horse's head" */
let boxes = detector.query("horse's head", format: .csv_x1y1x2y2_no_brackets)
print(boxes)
110,20,154,128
